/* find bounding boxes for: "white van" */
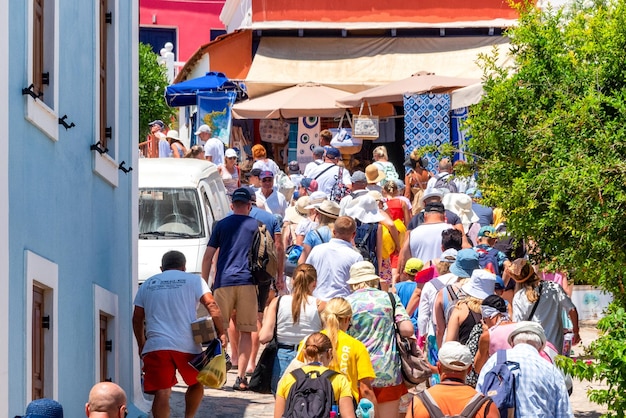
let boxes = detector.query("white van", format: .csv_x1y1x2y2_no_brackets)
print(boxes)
138,159,230,284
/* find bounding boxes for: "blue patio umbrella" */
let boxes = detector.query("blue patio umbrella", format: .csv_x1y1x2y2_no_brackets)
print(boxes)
164,71,244,107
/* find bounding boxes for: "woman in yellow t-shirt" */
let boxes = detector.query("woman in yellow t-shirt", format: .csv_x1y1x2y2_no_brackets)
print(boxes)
275,333,356,418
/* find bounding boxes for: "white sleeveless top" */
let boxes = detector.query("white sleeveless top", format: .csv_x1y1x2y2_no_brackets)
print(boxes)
276,295,322,346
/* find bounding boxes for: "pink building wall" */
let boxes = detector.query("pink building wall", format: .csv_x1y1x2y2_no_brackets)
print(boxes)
140,0,226,62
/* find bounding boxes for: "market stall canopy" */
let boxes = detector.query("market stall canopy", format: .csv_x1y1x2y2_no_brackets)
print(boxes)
244,36,511,98
336,72,479,108
165,71,243,107
232,83,351,119
450,83,485,110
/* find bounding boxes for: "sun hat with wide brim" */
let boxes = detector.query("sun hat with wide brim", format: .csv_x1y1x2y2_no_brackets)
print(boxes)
461,269,496,299
304,191,327,209
22,398,64,418
449,249,480,278
315,200,340,219
365,164,386,183
347,261,381,284
345,195,385,223
166,130,182,142
443,193,479,227
284,196,310,224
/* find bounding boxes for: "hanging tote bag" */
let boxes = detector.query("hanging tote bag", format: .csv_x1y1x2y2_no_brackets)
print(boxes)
331,112,362,154
353,102,380,139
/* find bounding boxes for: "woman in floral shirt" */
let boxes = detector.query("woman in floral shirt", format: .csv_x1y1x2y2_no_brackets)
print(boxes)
345,261,414,418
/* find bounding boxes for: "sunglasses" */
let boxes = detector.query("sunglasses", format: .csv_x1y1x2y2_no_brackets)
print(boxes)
261,178,274,182
226,156,237,160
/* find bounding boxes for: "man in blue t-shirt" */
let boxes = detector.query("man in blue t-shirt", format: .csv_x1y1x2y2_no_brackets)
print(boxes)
202,187,259,391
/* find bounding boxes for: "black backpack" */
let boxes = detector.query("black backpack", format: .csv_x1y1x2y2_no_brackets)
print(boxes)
283,368,338,418
354,222,378,273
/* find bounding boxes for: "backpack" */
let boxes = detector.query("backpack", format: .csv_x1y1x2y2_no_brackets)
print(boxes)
433,173,458,193
416,389,491,417
354,222,377,273
443,284,465,325
248,222,278,286
479,350,519,417
374,161,399,183
329,166,350,203
474,246,501,276
283,368,338,418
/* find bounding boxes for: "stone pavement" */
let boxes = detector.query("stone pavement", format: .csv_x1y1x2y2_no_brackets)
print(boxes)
158,322,608,418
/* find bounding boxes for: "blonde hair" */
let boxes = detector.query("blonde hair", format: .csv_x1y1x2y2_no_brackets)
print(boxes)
492,208,506,227
436,261,451,275
290,264,317,324
373,145,388,161
457,296,483,314
303,332,333,362
382,180,399,196
349,279,379,292
251,144,267,159
321,298,353,369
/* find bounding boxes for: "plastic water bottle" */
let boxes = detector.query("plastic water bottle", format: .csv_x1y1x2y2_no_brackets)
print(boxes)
356,398,374,418
563,332,574,357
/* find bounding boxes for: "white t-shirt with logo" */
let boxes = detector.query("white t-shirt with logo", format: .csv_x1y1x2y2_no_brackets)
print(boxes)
134,269,211,354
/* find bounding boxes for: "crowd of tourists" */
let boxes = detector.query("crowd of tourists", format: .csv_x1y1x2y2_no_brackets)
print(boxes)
134,140,579,418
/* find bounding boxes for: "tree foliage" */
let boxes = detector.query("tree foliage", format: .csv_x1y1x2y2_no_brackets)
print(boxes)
465,1,626,414
138,42,176,141
467,0,626,296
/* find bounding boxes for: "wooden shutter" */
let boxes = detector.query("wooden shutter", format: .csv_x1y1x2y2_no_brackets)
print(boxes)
99,0,108,148
33,0,44,96
32,286,45,400
99,314,109,382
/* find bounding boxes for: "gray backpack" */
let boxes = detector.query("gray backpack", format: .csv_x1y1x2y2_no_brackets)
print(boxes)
415,389,491,417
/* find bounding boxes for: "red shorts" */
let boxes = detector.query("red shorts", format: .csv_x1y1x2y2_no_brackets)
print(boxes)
142,350,199,394
373,383,408,403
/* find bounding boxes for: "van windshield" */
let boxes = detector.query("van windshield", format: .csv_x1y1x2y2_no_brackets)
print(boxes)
139,188,205,239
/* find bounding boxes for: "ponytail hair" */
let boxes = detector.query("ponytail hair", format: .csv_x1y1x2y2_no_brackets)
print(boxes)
290,264,317,324
321,297,353,369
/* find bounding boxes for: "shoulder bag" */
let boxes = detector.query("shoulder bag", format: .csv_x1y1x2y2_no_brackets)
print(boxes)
387,292,432,387
249,296,283,393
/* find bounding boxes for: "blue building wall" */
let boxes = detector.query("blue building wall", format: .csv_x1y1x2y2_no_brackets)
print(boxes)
7,0,139,415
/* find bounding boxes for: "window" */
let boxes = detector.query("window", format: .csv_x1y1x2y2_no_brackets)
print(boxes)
93,0,119,186
26,0,58,140
94,285,118,384
26,250,58,402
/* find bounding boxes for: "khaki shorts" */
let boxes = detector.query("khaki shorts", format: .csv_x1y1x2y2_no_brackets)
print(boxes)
214,285,258,332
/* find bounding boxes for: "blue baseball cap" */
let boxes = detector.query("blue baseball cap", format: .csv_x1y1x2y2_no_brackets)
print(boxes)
324,147,341,160
478,226,497,238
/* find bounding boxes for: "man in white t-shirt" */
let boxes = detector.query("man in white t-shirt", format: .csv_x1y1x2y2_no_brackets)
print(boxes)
303,146,325,178
309,147,351,198
133,250,226,418
196,124,224,165
255,170,288,218
399,202,453,271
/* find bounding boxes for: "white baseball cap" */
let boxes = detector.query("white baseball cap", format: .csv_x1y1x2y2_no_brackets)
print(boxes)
194,124,211,135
